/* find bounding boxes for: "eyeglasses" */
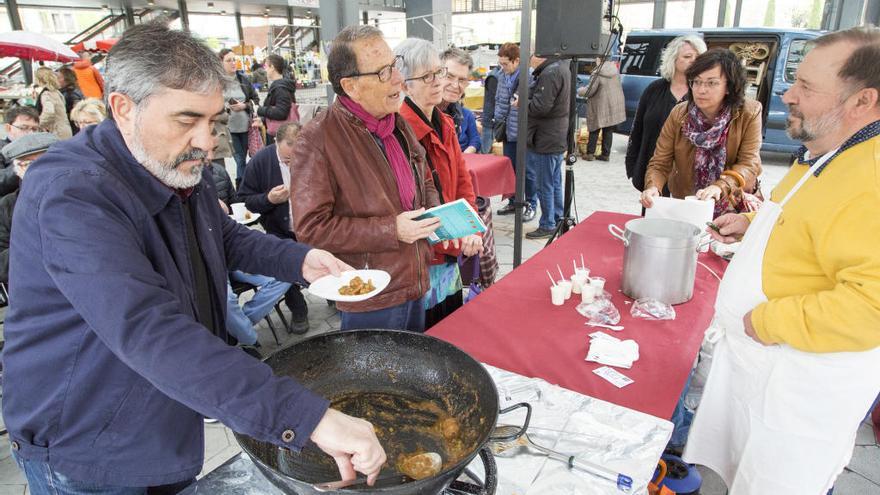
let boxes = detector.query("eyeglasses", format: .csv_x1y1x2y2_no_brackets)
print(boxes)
688,79,724,89
446,73,470,87
346,55,403,83
405,66,448,84
10,123,40,133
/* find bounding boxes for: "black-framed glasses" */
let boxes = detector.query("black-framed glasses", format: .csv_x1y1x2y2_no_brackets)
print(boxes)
346,55,403,83
405,66,448,84
11,123,40,133
688,78,723,89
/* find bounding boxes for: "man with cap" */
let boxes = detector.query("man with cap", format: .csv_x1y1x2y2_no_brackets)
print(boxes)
0,132,58,283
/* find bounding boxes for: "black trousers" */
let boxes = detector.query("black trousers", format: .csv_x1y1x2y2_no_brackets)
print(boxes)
587,126,615,157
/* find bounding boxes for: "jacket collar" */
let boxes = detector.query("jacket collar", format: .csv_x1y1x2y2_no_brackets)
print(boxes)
88,119,182,215
400,97,444,141
532,58,559,78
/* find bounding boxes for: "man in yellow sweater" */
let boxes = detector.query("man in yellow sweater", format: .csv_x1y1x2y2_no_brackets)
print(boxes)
683,27,880,494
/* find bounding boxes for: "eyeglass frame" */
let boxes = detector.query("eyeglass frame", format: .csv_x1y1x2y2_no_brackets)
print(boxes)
344,55,403,83
10,123,40,133
688,78,725,90
405,66,448,85
445,72,470,88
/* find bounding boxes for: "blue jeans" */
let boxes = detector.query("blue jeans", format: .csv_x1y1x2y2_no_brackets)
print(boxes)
669,367,696,448
226,271,291,345
528,151,563,230
480,127,494,154
340,298,425,333
11,450,192,495
230,132,248,185
504,141,538,210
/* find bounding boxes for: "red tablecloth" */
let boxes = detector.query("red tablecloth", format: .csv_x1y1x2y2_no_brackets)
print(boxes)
428,211,727,419
463,153,515,198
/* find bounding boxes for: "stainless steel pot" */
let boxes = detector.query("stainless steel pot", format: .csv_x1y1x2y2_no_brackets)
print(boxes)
608,218,704,305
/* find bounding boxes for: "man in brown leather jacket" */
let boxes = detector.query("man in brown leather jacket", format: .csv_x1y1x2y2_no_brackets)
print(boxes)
291,25,442,333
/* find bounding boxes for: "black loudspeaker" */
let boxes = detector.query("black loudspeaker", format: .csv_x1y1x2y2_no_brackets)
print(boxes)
535,0,610,58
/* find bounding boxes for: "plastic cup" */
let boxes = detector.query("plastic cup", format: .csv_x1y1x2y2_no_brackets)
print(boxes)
581,284,596,304
557,280,572,300
571,274,589,294
575,267,591,279
231,202,247,220
589,277,606,291
550,285,565,306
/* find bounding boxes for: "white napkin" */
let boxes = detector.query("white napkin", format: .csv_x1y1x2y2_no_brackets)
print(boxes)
586,333,640,369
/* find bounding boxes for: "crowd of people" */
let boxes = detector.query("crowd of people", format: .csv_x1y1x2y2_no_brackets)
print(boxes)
0,17,878,495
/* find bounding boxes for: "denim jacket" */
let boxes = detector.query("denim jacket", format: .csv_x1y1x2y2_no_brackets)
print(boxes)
2,120,329,487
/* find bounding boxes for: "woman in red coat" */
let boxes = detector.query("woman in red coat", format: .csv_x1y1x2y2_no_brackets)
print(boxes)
395,38,483,329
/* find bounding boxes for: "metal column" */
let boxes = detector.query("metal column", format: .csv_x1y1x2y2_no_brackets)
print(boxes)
717,0,728,26
177,0,190,31
5,0,31,85
512,0,532,268
653,0,667,28
123,2,136,27
235,11,244,44
733,0,743,26
693,0,705,27
318,0,359,104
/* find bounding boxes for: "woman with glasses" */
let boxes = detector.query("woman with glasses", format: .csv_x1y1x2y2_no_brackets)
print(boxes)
641,48,763,217
219,48,260,186
395,38,483,329
33,67,73,140
625,35,707,194
70,98,107,131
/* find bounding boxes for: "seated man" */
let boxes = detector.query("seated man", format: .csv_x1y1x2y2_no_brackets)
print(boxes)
440,48,481,154
0,132,58,283
0,106,41,196
238,122,310,333
225,270,291,348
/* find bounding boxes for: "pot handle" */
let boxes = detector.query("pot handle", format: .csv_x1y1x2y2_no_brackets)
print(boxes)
488,402,532,442
608,224,628,246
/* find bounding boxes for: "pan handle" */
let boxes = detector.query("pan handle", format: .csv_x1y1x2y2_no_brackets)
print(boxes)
489,402,532,442
608,224,628,246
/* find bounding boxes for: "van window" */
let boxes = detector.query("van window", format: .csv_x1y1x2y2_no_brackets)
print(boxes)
784,39,810,83
620,40,658,76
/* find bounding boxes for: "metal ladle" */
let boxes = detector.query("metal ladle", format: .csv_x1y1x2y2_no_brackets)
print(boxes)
490,425,634,492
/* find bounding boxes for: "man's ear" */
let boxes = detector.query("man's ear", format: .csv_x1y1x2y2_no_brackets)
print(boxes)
340,77,358,100
851,87,880,117
107,92,137,137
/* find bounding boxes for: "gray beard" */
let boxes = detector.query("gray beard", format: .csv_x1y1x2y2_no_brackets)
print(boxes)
128,116,205,189
786,104,846,143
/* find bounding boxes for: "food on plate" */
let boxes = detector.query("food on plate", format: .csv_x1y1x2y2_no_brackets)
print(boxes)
338,276,376,296
244,211,252,220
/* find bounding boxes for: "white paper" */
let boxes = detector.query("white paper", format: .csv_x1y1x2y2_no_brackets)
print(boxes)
646,196,714,230
592,366,635,388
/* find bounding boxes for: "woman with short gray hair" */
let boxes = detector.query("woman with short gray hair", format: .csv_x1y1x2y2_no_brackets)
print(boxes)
625,35,707,193
395,38,483,328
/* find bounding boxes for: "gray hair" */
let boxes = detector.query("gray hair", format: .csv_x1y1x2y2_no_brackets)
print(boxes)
104,21,229,110
659,35,707,81
441,47,474,71
327,25,385,96
276,122,302,143
394,38,440,85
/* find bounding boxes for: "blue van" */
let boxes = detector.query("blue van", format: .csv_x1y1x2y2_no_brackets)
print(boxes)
615,28,821,153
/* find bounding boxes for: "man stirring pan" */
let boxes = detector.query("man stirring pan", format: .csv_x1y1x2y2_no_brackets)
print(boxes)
2,22,385,494
684,27,880,494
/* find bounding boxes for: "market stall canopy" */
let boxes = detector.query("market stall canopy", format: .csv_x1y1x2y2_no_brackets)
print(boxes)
0,31,78,63
70,38,118,54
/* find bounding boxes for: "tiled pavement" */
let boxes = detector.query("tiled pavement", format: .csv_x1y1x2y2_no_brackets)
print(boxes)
0,139,877,494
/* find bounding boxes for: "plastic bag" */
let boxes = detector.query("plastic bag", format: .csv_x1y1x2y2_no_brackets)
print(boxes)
576,297,621,326
630,298,676,320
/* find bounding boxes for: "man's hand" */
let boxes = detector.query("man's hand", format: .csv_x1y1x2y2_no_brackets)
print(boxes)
708,213,749,243
310,408,387,486
267,185,290,205
640,187,660,208
218,200,229,214
302,249,353,283
696,185,722,202
230,102,248,112
742,310,769,345
396,209,441,244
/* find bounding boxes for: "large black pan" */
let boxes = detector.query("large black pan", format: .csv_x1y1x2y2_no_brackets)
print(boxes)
234,330,529,495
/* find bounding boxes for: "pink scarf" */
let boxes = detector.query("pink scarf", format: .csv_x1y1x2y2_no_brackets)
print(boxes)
338,96,416,210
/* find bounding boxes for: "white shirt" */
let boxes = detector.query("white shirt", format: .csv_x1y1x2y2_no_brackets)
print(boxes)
276,146,293,229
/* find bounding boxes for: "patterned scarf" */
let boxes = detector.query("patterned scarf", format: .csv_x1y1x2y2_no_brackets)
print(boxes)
338,95,416,210
683,103,732,216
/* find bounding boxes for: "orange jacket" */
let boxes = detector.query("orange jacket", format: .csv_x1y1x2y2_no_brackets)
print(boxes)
73,60,104,99
400,100,477,264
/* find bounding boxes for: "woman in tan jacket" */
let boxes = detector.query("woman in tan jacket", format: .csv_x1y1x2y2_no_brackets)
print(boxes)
34,67,73,140
641,48,762,217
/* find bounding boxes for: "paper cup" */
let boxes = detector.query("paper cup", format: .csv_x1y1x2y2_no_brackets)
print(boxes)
575,267,590,279
231,202,247,220
550,285,565,306
571,274,589,294
589,277,606,291
558,280,572,300
581,284,596,304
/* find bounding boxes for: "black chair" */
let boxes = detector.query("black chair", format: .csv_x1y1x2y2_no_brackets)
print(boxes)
229,280,289,346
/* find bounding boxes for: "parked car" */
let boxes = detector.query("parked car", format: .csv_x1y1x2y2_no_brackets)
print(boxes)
613,27,821,153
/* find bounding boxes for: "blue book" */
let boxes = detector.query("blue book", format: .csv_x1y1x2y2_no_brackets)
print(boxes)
414,198,487,245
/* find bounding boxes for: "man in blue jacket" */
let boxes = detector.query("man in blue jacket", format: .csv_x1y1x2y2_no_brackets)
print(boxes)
440,48,481,154
2,22,386,494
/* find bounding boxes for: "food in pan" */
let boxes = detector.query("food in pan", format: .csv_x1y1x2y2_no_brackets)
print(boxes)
338,276,376,296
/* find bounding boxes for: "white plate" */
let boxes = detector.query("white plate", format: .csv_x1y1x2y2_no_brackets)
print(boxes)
230,213,261,225
308,269,391,302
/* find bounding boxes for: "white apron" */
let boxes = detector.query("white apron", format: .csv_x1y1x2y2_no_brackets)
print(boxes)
683,150,880,494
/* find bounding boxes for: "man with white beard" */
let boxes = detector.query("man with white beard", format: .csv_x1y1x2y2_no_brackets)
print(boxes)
2,21,387,495
683,26,880,494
